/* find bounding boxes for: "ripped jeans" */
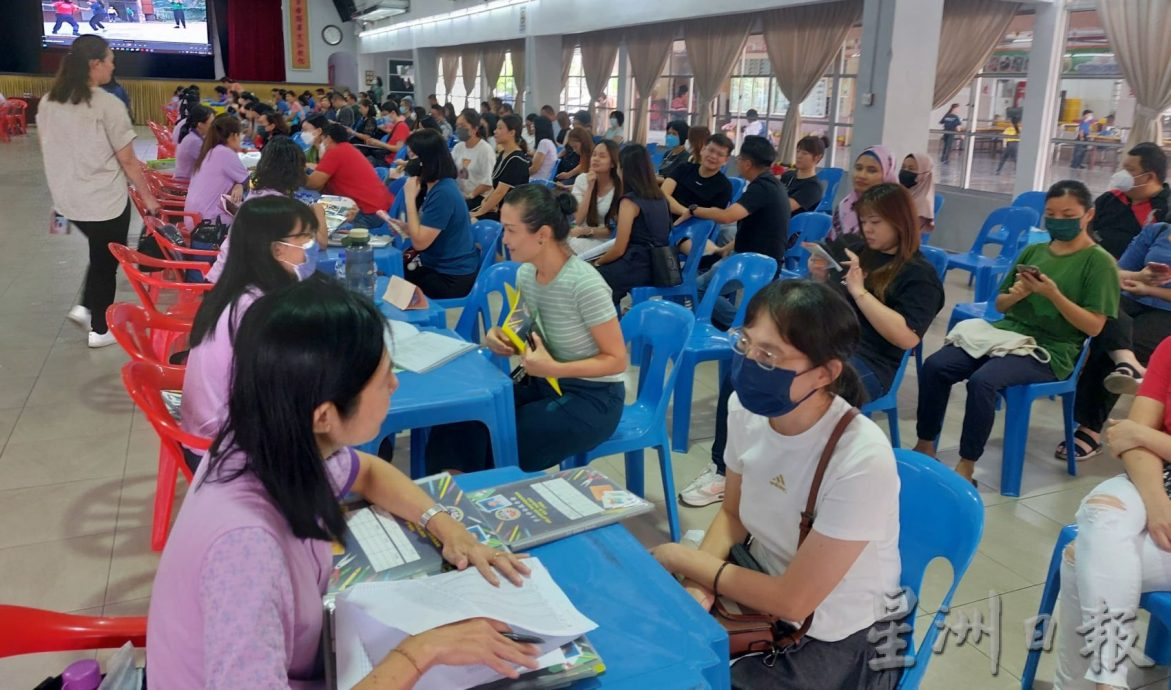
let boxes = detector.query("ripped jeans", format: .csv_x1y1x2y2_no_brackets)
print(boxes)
1055,475,1171,689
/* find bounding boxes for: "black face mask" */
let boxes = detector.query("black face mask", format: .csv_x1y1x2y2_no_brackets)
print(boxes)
404,158,423,177
899,169,918,189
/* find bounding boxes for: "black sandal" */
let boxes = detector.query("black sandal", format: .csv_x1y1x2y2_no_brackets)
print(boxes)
1055,428,1103,461
1104,362,1143,396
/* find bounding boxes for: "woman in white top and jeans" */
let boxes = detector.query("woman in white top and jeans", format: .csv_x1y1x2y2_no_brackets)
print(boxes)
653,279,902,690
37,35,161,348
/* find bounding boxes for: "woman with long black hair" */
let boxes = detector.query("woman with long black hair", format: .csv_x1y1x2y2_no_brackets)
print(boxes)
594,144,672,306
37,34,160,347
173,104,214,181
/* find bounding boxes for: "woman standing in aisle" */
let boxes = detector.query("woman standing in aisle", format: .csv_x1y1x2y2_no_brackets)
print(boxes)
38,35,161,347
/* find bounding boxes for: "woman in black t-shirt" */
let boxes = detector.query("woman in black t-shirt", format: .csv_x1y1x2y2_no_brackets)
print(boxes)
470,115,531,223
809,183,944,401
594,144,671,306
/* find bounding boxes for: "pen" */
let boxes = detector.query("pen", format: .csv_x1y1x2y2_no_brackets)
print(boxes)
500,632,546,645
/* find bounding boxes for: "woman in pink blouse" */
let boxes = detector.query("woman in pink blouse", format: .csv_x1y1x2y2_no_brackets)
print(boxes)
150,276,539,688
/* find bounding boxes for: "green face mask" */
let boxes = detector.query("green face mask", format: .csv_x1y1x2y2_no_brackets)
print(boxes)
1045,216,1084,241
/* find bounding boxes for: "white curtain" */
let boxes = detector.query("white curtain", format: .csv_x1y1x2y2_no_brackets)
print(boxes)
683,15,752,128
933,0,1020,109
625,24,674,144
461,48,480,110
1097,0,1171,147
761,1,861,163
481,44,508,99
440,50,460,98
579,31,620,131
511,40,527,114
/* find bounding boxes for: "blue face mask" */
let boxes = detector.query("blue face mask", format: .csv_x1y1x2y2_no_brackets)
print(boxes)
376,116,389,126
665,133,680,148
730,351,817,418
280,238,319,280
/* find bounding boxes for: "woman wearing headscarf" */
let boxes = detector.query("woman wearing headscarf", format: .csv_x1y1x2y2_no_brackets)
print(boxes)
899,152,936,233
829,145,897,241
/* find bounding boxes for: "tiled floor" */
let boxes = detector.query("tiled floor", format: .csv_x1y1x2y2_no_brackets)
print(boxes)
0,128,1163,689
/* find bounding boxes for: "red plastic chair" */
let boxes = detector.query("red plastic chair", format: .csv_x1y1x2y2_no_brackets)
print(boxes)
122,361,210,551
141,217,219,265
129,187,202,230
107,302,192,366
0,605,146,659
148,120,176,158
108,243,213,322
5,99,28,135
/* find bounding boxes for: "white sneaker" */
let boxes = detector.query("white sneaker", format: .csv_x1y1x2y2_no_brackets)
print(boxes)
67,305,91,329
88,330,117,348
679,463,726,507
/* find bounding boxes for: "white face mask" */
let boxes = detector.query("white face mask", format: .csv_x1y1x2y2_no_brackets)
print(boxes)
610,118,618,127
1110,169,1139,192
302,130,317,146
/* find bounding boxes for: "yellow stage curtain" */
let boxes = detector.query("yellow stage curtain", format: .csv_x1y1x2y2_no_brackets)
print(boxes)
0,74,329,125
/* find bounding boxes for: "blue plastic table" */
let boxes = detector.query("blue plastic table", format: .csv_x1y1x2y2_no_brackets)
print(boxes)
357,332,520,476
373,274,446,328
457,467,731,689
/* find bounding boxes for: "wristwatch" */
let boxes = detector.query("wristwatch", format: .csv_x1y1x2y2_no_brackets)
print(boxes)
419,504,449,531
688,204,699,215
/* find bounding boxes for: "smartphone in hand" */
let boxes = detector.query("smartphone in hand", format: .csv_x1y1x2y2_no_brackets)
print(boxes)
1016,264,1042,279
220,193,240,216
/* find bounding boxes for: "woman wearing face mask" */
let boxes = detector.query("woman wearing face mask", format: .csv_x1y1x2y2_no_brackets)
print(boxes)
173,104,214,181
255,108,290,149
355,99,380,140
350,102,411,164
913,180,1120,485
450,108,496,207
379,129,480,299
657,120,690,181
300,114,329,164
528,116,558,181
182,196,322,454
650,279,903,690
603,110,625,145
425,185,628,475
899,152,936,233
185,114,249,230
568,140,622,256
828,146,898,241
470,115,531,223
154,276,539,688
594,144,672,306
810,183,944,402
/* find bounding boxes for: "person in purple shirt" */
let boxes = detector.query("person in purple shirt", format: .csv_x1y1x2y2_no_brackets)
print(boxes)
184,114,250,229
151,276,540,688
180,196,319,464
172,104,213,181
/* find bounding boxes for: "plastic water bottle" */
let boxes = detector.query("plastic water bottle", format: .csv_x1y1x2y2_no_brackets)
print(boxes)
344,228,376,301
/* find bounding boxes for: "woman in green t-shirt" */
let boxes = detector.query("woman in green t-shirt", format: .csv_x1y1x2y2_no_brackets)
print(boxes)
912,180,1120,484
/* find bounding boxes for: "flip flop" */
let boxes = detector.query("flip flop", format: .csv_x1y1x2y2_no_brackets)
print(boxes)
1104,362,1143,396
1055,428,1103,462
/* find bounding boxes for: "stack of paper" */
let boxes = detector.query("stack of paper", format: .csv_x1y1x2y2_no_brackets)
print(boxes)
334,559,596,690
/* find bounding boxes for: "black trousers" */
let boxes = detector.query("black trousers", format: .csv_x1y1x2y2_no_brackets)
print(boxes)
173,8,186,27
404,263,477,300
730,625,902,690
1075,298,1171,431
71,201,132,334
89,14,105,30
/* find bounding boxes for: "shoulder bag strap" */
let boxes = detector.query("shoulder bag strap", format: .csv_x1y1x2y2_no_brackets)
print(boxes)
788,406,860,641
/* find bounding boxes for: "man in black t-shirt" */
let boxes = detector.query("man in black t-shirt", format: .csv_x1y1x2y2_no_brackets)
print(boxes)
779,134,825,215
662,133,734,218
689,135,790,326
1093,142,1170,259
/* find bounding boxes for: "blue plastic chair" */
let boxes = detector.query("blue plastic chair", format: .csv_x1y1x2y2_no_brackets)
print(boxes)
668,253,777,452
860,350,912,448
561,301,695,542
1021,525,1171,689
943,206,1039,301
452,261,519,374
992,340,1088,497
781,212,833,277
388,175,407,197
432,221,504,312
922,193,946,245
813,167,846,214
912,245,950,376
373,166,389,182
727,176,747,204
1011,190,1047,220
893,449,984,690
395,145,409,161
646,142,659,158
629,219,718,309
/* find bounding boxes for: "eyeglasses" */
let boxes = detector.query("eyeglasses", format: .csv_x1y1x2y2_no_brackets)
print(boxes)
729,329,779,371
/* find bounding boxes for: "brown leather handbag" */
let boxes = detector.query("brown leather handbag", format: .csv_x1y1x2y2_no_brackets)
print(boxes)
711,408,859,658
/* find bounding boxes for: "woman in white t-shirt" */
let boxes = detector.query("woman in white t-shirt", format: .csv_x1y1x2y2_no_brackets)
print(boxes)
528,116,558,181
568,140,621,257
450,108,496,209
37,35,161,348
653,279,903,690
